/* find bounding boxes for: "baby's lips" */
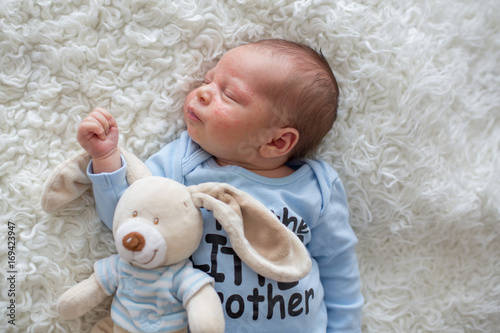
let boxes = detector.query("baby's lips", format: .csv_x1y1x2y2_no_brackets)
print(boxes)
187,106,201,122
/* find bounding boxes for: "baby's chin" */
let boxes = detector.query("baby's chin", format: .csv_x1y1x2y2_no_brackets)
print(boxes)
185,128,212,154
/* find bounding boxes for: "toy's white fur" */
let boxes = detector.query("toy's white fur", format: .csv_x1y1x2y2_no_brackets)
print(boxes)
1,0,499,332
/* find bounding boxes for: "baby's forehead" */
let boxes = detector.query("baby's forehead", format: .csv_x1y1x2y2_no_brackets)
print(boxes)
220,44,290,70
212,45,289,86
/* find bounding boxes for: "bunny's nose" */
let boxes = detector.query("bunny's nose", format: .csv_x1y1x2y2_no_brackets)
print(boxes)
122,232,145,251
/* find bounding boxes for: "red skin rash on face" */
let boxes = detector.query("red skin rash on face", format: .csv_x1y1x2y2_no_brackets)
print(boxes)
183,44,284,170
211,95,224,115
225,58,256,103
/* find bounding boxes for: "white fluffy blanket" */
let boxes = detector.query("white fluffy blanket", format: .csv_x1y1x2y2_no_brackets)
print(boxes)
1,0,499,332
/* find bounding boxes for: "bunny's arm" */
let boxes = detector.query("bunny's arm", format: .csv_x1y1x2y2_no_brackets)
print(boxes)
185,284,225,333
57,273,109,320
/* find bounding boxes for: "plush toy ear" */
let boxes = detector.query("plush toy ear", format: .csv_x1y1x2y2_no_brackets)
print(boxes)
41,147,151,213
119,147,152,184
189,183,312,283
41,150,92,213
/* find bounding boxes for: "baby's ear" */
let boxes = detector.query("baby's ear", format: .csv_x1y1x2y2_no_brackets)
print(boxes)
188,182,311,282
259,127,299,159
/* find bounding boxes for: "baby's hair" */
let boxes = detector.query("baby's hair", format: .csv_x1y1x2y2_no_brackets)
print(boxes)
249,39,339,159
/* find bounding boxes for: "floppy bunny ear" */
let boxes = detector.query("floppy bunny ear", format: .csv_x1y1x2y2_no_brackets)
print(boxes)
119,147,152,184
189,183,312,283
41,147,151,213
41,150,92,213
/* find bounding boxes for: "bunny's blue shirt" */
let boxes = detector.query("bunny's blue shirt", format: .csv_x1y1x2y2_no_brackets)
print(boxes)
88,131,363,333
94,255,213,332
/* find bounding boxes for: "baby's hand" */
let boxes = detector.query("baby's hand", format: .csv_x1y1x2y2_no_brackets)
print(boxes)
77,108,121,173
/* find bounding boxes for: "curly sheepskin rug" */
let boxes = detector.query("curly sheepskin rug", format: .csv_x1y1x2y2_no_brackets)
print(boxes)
1,0,499,332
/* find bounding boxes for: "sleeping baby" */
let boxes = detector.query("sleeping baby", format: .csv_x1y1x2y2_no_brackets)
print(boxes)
77,38,363,332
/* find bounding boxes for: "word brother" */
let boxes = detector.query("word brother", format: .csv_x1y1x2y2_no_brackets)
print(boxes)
194,207,314,321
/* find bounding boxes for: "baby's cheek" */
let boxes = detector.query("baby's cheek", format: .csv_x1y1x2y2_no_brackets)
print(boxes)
212,100,226,116
185,90,197,104
211,104,238,126
214,113,243,130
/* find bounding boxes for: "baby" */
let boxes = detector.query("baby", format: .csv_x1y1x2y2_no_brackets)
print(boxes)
78,39,363,332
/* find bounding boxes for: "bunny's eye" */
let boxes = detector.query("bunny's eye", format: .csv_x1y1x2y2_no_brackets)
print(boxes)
133,211,138,217
153,218,159,225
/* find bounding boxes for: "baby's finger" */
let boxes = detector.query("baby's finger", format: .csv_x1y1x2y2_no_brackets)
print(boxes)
90,110,111,136
93,108,117,129
82,116,106,140
78,118,106,141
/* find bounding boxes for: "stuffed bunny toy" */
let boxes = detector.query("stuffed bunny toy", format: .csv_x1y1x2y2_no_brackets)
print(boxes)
41,148,312,333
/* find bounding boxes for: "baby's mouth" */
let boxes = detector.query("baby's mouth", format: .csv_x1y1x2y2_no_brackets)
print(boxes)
187,107,201,122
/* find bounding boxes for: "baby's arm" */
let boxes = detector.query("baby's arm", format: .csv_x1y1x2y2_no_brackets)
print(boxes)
77,107,121,173
311,178,363,332
86,127,193,228
76,108,125,228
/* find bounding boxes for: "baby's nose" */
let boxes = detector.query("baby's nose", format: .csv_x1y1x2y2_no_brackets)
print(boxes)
196,84,213,105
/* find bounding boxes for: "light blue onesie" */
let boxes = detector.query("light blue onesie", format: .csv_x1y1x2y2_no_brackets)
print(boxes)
88,131,363,332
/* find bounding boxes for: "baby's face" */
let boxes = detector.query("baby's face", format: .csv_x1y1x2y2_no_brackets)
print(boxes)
183,45,284,164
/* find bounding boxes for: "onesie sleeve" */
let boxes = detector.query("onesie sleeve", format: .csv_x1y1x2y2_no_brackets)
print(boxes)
87,156,129,229
308,176,364,333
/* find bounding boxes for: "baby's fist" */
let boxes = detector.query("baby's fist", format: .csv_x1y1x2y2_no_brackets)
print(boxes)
77,108,118,158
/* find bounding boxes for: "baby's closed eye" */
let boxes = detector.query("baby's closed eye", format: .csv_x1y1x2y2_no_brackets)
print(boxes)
222,90,238,102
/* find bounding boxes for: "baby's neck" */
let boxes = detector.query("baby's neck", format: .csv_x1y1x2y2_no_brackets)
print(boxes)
214,158,295,178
